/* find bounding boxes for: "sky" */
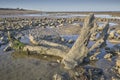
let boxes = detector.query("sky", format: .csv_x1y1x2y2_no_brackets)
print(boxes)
0,0,120,11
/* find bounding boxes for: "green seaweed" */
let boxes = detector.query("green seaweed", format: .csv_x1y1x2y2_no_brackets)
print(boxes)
8,31,25,51
12,40,25,50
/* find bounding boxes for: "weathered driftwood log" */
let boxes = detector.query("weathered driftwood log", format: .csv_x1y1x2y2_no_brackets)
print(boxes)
62,14,109,69
27,33,70,57
23,45,69,58
89,22,109,52
21,13,109,70
61,13,96,69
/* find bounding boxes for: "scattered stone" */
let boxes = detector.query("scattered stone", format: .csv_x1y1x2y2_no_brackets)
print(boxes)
112,56,120,77
53,73,70,80
90,56,97,61
115,57,120,69
68,39,74,44
104,53,112,60
61,38,66,42
43,56,47,58
116,30,120,34
109,31,116,39
89,52,100,61
53,74,63,80
75,72,80,77
57,60,61,63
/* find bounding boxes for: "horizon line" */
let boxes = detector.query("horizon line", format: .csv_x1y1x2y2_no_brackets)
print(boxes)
0,7,120,12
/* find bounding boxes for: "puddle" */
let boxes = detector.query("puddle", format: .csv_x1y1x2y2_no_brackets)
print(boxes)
61,34,116,45
20,35,30,44
60,35,78,41
98,22,118,27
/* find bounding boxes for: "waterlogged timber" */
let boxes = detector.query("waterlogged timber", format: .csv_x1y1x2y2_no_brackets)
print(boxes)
12,51,62,62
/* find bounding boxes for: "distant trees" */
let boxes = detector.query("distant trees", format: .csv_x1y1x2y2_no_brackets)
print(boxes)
0,8,25,11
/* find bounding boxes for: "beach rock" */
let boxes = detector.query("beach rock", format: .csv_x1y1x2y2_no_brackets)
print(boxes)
114,57,120,75
109,31,116,39
53,73,70,80
117,35,120,40
89,51,100,61
90,56,97,61
116,30,120,34
61,38,66,42
68,39,74,44
98,26,104,31
104,53,112,60
53,74,64,80
116,57,120,69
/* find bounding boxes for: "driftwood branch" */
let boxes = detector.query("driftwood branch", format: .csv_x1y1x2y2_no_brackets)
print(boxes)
62,14,109,69
21,13,109,70
62,14,95,69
